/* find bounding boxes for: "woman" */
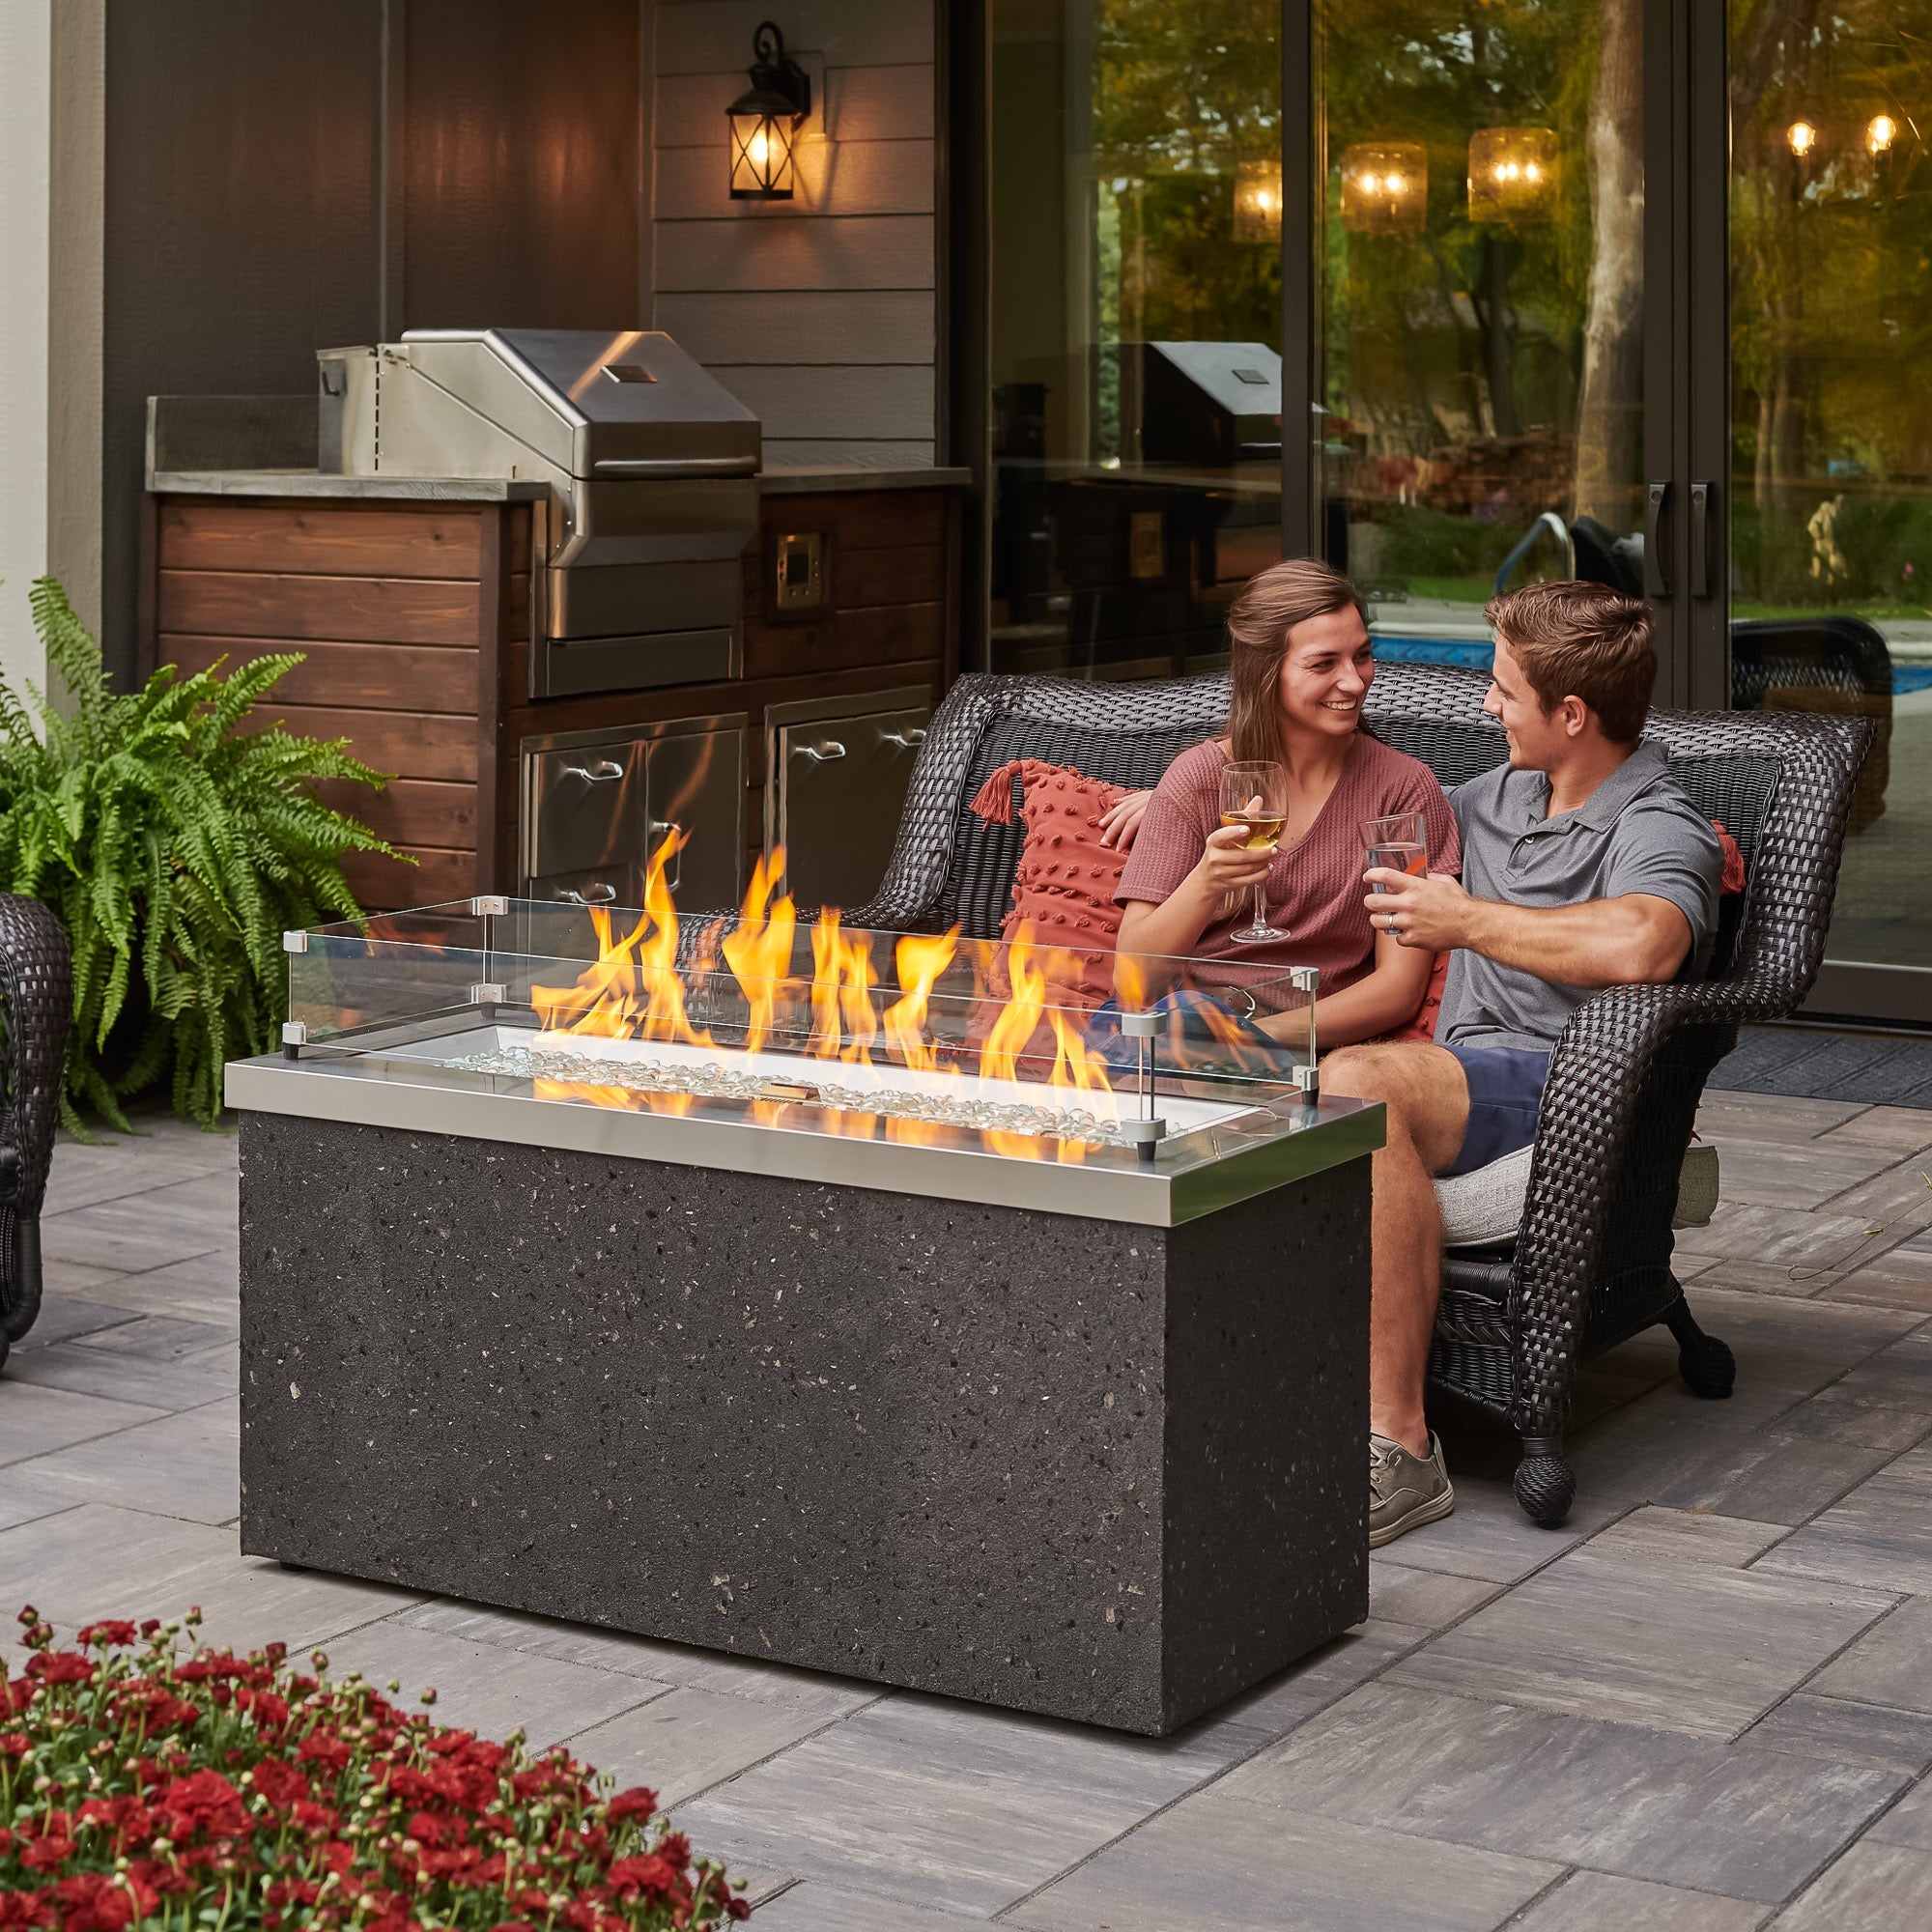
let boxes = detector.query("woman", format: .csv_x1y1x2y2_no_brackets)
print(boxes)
1111,557,1457,1048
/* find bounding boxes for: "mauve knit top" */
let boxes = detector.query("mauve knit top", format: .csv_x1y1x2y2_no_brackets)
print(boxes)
1114,734,1461,986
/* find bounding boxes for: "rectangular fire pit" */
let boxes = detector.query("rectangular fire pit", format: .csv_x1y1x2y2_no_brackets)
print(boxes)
229,885,1380,1734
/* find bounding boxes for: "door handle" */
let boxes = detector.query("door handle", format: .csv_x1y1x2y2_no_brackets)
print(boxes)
558,884,617,906
1643,482,1672,598
794,739,847,764
648,818,683,891
881,727,926,751
1689,481,1715,599
562,760,625,784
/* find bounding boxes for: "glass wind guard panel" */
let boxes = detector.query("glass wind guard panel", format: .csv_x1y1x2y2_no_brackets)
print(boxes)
285,899,1321,1167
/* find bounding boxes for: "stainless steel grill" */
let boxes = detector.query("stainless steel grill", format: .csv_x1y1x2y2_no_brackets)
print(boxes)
317,327,759,697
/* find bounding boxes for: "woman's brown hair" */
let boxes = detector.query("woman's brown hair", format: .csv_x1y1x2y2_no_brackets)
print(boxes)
1223,557,1370,766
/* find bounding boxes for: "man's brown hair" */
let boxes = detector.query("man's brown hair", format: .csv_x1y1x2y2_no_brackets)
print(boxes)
1485,580,1655,743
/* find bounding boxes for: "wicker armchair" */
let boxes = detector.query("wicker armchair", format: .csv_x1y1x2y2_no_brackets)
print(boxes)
851,663,1872,1526
0,895,72,1377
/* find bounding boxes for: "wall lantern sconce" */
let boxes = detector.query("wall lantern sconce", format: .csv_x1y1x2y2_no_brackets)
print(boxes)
1340,143,1428,236
1786,119,1819,157
1467,127,1559,223
1234,160,1283,242
727,20,811,200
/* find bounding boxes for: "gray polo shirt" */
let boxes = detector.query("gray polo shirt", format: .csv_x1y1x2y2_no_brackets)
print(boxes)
1436,741,1722,1053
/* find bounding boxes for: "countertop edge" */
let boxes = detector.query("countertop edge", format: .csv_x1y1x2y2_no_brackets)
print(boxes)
148,466,972,500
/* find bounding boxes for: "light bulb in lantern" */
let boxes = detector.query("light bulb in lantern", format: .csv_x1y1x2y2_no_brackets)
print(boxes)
1469,127,1559,222
1234,159,1284,242
1340,141,1428,236
1787,119,1817,156
1868,114,1897,155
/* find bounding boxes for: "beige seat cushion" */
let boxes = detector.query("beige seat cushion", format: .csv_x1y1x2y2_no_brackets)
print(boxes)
1435,1142,1719,1250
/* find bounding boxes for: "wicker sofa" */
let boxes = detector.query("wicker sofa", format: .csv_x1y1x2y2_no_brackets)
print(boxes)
849,661,1872,1527
0,895,73,1376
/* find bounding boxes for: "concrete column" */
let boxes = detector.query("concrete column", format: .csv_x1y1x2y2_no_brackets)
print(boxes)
0,0,104,701
0,0,53,693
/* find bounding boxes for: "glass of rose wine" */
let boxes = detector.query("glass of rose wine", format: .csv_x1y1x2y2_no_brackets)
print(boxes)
1218,760,1290,944
1362,810,1429,894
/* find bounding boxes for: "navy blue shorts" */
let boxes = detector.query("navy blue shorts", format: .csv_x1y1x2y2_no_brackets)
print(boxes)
1440,1043,1552,1177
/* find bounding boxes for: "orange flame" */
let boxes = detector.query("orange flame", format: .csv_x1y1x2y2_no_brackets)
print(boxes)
532,833,708,1045
525,854,1119,1157
719,849,797,1052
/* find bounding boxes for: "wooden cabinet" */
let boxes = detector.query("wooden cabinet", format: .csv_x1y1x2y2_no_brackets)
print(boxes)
145,480,960,913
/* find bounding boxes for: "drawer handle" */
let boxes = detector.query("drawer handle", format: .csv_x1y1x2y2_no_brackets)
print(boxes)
558,884,618,905
794,739,847,764
562,760,626,784
882,727,926,751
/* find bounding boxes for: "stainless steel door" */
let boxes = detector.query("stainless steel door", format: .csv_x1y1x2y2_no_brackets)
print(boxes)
520,715,746,911
767,689,932,911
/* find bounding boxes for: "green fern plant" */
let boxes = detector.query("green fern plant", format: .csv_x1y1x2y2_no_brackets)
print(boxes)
0,578,404,1134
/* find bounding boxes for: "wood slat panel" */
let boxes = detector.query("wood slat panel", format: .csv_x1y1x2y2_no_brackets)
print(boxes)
341,845,477,913
157,570,480,645
312,778,479,847
760,490,947,549
657,291,935,366
716,365,933,444
156,501,484,579
654,215,934,294
236,703,479,784
834,543,947,610
656,139,934,220
161,635,481,715
745,602,944,680
654,2,931,73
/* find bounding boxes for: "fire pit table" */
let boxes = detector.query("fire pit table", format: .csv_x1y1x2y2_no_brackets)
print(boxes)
228,871,1381,1734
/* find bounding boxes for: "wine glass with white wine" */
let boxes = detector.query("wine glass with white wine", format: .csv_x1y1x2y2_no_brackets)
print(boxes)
1218,760,1290,945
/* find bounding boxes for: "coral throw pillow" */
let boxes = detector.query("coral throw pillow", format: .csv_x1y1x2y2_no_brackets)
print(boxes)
969,757,1130,1008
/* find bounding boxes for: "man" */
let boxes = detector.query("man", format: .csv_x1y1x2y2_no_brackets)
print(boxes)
1323,580,1723,1548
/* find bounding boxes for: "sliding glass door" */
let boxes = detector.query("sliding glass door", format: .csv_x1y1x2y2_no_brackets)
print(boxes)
1727,1,1932,1021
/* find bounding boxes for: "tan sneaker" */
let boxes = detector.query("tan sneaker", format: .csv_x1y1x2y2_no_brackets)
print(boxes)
1369,1432,1456,1548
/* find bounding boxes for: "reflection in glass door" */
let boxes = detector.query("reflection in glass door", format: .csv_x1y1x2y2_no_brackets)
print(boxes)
986,0,1283,679
1729,3,1932,1016
1314,0,1648,668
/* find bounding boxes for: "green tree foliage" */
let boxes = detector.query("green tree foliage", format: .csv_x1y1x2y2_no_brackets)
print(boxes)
0,579,401,1134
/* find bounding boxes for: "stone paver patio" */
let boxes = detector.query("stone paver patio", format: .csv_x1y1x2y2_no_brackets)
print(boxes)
6,1087,1932,1927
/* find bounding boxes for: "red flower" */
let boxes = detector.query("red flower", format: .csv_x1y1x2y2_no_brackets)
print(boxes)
18,1833,74,1873
291,1801,339,1835
251,1758,309,1809
245,1689,291,1730
605,1855,677,1901
298,1729,353,1772
606,1786,659,1825
0,1734,28,1758
76,1621,138,1649
156,1768,249,1840
653,1831,692,1869
24,1652,94,1686
51,1872,154,1932
725,1898,753,1921
0,1892,53,1930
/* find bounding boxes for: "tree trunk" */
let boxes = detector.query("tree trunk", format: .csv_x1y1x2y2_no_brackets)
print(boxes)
1573,0,1645,531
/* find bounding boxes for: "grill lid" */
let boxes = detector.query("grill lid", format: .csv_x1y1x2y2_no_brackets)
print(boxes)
398,327,759,480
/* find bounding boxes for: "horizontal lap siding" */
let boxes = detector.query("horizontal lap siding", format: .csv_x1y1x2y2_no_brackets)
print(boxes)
652,0,937,461
156,497,493,914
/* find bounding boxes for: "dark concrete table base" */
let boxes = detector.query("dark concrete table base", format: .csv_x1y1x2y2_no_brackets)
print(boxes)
239,1114,1369,1734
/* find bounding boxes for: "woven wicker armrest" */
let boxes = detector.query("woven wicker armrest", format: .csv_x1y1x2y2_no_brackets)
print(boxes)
0,894,72,1350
